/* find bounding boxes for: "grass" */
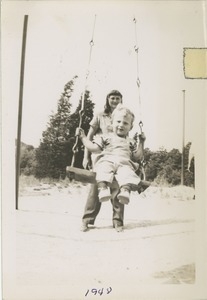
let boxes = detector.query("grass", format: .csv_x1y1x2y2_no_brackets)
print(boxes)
19,175,86,192
19,175,42,188
19,175,195,201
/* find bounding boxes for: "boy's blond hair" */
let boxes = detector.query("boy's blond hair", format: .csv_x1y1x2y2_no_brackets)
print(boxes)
112,104,135,126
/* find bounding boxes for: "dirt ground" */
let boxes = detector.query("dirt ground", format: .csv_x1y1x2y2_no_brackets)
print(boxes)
4,183,197,300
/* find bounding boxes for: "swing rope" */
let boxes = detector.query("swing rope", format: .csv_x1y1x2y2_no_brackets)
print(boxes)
70,15,97,167
133,17,143,133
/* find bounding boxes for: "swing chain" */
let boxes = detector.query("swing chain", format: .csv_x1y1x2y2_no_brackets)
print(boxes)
70,15,96,167
136,78,141,88
90,39,94,46
139,121,143,133
134,45,139,53
133,16,143,130
71,108,85,167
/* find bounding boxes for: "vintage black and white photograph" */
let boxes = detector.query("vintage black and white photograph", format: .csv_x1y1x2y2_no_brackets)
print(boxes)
1,1,207,299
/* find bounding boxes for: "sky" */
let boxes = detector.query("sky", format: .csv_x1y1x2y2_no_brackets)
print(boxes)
2,0,207,151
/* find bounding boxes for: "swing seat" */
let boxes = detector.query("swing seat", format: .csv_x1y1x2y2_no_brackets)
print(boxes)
66,166,96,184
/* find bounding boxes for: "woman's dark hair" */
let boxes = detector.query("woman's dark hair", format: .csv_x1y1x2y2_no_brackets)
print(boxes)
104,90,123,114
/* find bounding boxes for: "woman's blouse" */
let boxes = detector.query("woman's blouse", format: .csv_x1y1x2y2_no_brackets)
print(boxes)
90,112,113,135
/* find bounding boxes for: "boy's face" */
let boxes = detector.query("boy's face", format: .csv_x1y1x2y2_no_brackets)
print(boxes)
112,112,133,137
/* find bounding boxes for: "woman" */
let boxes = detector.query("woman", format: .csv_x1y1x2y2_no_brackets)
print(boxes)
81,90,145,232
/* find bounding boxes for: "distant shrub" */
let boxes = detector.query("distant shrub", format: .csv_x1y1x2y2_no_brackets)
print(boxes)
20,143,37,176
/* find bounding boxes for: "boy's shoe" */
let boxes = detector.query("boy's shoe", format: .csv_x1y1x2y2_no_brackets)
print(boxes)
117,189,130,205
98,187,111,202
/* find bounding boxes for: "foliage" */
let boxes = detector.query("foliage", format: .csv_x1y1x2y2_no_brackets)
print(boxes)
20,75,194,186
20,142,37,175
144,143,194,187
35,77,95,179
69,90,95,168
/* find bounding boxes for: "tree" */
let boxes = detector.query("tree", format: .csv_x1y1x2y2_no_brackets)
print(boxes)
184,142,195,187
35,77,95,179
69,90,95,168
143,143,194,186
144,147,168,181
35,77,76,178
20,142,37,175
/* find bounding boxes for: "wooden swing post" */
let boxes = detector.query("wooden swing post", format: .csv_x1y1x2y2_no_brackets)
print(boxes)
181,90,186,185
16,15,29,209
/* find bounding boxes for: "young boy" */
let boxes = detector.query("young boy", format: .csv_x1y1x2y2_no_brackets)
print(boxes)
77,105,144,205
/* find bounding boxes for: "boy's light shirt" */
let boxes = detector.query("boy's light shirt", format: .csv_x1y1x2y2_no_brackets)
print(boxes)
92,133,139,170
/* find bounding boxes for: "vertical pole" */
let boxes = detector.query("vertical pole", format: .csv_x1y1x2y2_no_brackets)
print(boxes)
181,89,185,185
16,15,28,209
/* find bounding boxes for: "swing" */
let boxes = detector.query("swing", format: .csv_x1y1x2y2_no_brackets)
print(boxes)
66,17,147,186
66,16,97,184
66,108,96,183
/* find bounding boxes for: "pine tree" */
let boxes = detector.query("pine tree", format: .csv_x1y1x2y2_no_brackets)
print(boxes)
35,77,76,179
20,142,37,175
35,77,95,179
69,90,95,168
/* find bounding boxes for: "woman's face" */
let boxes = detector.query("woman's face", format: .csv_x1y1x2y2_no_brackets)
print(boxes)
108,95,122,111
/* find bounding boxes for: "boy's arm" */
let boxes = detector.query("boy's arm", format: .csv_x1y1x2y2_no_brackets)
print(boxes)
77,128,101,153
82,137,101,153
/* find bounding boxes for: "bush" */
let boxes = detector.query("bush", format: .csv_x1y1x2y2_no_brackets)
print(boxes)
20,143,37,176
